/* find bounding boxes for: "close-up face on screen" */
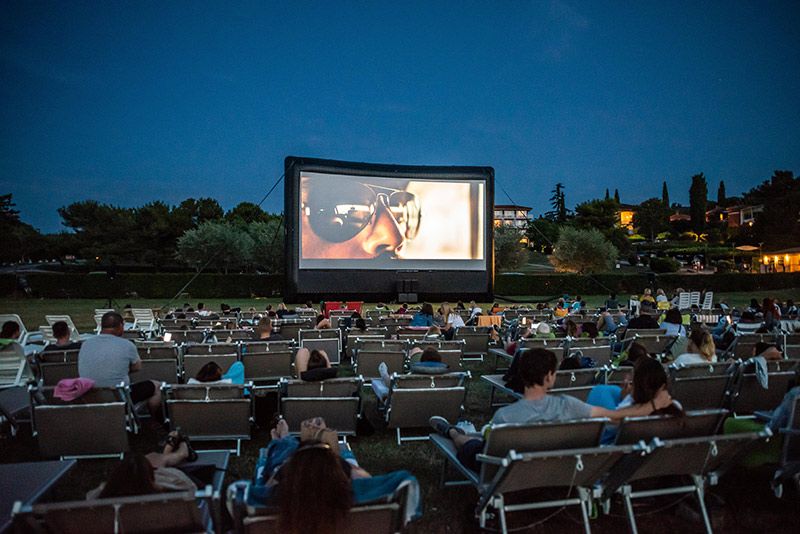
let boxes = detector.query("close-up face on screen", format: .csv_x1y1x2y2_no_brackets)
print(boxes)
299,171,485,270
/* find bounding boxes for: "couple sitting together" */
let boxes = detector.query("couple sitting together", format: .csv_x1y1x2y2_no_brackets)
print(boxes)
430,348,679,471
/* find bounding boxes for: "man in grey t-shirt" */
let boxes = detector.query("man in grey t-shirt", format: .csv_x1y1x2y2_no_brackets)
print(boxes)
430,348,672,472
79,312,161,415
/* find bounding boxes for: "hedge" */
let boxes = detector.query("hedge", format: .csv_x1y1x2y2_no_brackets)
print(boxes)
1,272,798,299
494,272,800,296
1,273,282,299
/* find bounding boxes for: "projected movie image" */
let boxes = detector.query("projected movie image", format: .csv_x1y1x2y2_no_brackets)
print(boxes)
299,172,485,270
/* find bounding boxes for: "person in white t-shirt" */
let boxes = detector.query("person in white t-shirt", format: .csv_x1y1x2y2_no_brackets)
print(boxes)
673,329,716,366
440,302,465,340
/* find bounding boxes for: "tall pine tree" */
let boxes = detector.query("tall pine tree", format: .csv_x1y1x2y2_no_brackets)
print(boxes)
662,181,670,208
689,173,708,233
613,189,620,203
717,180,726,205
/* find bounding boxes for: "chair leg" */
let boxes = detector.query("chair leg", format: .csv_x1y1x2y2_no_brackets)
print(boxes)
693,475,713,534
395,428,401,446
495,494,508,534
578,487,592,534
622,486,638,534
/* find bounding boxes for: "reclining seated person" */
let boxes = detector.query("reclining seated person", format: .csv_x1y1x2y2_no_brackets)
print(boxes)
430,348,673,472
295,348,337,381
371,347,449,403
244,417,420,533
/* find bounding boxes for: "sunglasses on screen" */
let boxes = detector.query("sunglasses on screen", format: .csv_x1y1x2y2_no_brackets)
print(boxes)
303,181,421,243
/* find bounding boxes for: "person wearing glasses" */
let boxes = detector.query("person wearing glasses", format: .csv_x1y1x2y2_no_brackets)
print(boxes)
301,174,421,260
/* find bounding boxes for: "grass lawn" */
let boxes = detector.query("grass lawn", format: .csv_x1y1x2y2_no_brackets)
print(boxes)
2,294,799,532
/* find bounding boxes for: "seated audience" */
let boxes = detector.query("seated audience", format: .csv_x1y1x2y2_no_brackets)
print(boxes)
534,322,556,339
78,312,161,416
553,299,569,318
604,293,620,310
253,317,284,341
429,348,672,472
591,356,684,444
295,348,337,381
640,288,655,304
0,320,31,383
88,434,198,499
188,361,245,385
581,321,600,339
43,320,82,351
410,302,435,327
673,329,716,365
625,308,661,332
371,347,449,403
439,302,465,340
660,308,687,337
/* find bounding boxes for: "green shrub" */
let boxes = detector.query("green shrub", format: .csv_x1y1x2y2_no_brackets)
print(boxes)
649,257,680,273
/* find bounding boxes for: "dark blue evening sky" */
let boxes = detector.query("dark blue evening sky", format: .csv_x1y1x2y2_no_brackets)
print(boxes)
2,1,799,233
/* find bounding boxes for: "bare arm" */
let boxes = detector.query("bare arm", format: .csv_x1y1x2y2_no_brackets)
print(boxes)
129,359,142,373
590,388,672,421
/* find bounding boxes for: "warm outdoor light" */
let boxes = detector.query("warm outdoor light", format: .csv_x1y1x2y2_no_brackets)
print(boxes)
763,256,769,264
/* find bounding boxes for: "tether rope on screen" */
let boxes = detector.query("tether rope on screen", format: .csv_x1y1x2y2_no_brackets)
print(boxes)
494,179,614,300
159,173,285,312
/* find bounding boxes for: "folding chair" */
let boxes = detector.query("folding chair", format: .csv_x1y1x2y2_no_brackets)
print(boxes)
0,385,30,437
622,328,667,340
162,383,253,455
630,334,677,358
36,349,80,386
230,474,414,534
689,291,701,307
276,319,313,341
181,352,238,382
30,385,131,459
44,315,84,342
597,431,770,534
354,339,408,354
454,327,492,360
678,292,692,310
134,343,179,384
670,375,732,411
702,291,714,310
615,409,728,445
240,340,295,355
0,313,32,345
431,419,617,534
565,345,613,367
780,333,800,359
550,386,594,402
299,329,342,365
669,361,735,379
553,368,600,389
773,395,800,498
0,346,30,388
354,350,406,380
279,377,363,438
240,349,293,383
385,373,468,444
731,369,795,416
13,486,214,534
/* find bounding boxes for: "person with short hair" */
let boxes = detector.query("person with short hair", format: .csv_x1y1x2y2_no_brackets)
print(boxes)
43,320,82,351
430,348,673,472
253,317,284,341
78,312,161,415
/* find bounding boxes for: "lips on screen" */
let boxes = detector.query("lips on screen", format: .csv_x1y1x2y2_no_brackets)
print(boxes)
299,172,486,269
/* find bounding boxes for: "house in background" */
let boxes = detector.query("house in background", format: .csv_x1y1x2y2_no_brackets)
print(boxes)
762,247,800,273
493,204,531,230
725,204,764,230
617,204,638,231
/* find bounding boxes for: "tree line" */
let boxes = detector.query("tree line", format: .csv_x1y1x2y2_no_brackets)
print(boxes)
0,196,283,273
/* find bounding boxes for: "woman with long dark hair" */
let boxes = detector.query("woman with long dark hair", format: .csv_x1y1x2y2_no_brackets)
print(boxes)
277,442,354,534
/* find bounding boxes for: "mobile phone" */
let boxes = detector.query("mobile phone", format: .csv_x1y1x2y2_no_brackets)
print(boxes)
163,332,172,342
